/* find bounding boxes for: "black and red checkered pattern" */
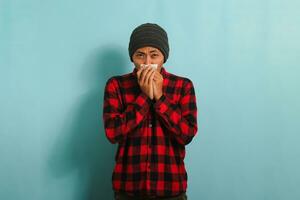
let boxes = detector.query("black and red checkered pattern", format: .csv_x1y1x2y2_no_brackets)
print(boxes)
102,67,198,197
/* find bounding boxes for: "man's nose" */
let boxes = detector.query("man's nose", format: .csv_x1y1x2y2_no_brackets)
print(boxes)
145,55,151,65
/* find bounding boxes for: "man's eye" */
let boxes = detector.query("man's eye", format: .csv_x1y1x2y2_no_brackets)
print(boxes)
151,54,158,57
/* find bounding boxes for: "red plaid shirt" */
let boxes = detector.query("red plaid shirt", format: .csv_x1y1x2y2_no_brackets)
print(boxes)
102,67,198,197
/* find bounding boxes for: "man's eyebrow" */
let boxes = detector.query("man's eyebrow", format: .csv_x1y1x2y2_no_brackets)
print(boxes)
150,50,158,53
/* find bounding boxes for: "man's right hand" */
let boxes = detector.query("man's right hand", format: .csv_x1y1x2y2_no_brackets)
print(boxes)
137,66,156,99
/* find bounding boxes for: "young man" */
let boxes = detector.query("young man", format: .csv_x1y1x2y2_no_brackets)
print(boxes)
103,23,198,200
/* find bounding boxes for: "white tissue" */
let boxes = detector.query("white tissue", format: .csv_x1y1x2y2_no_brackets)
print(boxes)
140,64,158,69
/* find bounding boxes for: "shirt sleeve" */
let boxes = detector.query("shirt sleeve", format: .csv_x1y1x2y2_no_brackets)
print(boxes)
154,78,198,146
102,77,152,144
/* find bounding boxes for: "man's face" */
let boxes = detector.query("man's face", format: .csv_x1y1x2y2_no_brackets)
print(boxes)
132,46,164,72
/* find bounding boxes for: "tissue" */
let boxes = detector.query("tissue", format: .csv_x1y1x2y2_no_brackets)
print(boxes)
140,64,158,69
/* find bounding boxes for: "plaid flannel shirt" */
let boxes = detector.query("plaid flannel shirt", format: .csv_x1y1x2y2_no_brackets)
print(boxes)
102,67,198,197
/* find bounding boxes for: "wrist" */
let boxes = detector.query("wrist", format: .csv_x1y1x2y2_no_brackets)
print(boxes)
155,93,163,101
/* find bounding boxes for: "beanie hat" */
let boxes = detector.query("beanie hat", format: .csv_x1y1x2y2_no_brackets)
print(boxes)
128,23,169,63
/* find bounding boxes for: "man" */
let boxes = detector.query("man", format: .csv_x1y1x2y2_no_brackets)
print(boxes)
103,23,198,200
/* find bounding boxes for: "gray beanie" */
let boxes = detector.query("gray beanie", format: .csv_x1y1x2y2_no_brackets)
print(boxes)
128,23,169,63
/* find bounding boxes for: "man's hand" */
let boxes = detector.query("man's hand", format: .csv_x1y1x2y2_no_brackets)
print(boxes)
153,71,163,101
137,67,156,99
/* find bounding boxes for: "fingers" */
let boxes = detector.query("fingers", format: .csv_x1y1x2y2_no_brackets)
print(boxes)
152,81,156,91
140,67,154,85
153,71,163,82
137,68,143,79
139,67,150,84
148,69,156,85
145,68,155,86
137,66,147,80
153,73,158,81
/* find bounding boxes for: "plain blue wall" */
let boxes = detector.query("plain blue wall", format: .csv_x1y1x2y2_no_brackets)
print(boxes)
1,0,299,199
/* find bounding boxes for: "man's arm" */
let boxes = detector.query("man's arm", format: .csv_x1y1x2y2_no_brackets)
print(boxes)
154,79,198,146
102,77,152,144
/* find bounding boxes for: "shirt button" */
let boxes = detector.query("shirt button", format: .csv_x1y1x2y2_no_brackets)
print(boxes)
149,123,152,127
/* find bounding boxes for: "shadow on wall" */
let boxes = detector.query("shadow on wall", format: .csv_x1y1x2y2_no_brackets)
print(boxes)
48,45,130,200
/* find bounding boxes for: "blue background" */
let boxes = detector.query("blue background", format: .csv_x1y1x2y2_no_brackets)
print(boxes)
1,0,299,199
